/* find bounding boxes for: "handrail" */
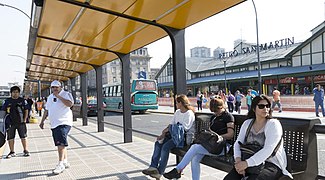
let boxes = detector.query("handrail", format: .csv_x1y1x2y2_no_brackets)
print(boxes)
314,124,325,134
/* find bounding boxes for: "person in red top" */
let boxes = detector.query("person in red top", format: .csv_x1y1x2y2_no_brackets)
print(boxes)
271,87,282,113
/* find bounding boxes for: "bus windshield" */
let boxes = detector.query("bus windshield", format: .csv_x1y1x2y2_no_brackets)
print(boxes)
134,80,156,91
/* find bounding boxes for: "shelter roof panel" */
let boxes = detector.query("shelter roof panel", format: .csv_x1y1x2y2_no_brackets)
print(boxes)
110,25,166,53
157,0,245,28
34,38,59,57
32,55,92,73
27,71,69,81
56,43,118,65
29,65,78,77
38,0,81,39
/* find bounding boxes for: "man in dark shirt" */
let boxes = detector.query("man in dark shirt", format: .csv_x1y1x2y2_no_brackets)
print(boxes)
1,86,30,158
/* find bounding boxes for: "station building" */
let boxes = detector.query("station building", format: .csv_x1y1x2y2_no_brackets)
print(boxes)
155,21,325,97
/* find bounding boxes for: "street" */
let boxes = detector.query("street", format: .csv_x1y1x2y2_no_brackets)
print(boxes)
88,111,325,177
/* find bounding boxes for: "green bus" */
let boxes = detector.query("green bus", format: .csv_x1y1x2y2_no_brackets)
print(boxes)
103,79,158,113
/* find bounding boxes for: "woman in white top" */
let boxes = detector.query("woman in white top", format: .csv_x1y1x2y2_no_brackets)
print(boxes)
142,94,195,179
224,94,293,180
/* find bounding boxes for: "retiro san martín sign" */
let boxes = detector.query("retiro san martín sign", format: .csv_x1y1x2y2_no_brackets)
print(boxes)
219,37,294,59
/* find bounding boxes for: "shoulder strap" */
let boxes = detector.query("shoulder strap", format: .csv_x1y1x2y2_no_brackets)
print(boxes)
244,118,255,143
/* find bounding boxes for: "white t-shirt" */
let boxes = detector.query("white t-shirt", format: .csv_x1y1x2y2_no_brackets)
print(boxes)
45,90,74,129
170,109,195,131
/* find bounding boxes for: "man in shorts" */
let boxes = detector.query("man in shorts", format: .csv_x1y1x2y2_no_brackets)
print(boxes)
39,80,74,175
1,86,30,158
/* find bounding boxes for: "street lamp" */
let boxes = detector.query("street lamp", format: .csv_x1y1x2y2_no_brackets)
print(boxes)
8,54,27,61
223,59,227,93
0,3,31,19
252,0,262,94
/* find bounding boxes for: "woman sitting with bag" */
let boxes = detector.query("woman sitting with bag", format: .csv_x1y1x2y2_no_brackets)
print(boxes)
224,95,292,180
164,97,234,180
142,94,195,179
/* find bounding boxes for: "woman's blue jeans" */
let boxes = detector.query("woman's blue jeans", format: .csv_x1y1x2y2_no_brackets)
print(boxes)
150,138,176,174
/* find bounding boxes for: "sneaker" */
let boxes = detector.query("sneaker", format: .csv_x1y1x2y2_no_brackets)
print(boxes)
23,150,30,157
150,173,162,180
53,164,65,175
279,110,282,113
142,167,159,175
163,168,181,179
316,114,320,117
63,162,70,169
6,152,16,159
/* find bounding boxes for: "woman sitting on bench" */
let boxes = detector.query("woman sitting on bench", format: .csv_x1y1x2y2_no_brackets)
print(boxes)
164,96,235,180
142,94,195,179
223,95,293,180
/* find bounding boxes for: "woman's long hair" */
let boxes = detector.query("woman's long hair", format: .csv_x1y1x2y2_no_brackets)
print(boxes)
247,94,273,119
176,94,195,112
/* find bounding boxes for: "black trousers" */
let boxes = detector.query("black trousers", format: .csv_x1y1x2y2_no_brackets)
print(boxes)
223,162,283,180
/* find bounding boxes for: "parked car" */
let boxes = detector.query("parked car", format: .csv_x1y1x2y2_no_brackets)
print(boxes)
87,99,106,116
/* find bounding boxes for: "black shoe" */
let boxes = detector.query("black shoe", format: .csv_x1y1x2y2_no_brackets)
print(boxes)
316,114,320,117
279,110,282,113
163,168,181,179
6,152,16,159
23,150,30,157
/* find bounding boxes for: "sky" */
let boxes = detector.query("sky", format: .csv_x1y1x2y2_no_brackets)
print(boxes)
0,0,324,86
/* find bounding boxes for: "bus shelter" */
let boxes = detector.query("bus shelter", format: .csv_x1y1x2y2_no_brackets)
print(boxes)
25,0,245,142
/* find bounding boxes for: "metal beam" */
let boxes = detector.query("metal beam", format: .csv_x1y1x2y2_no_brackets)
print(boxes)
80,73,88,126
33,53,94,66
29,70,73,79
166,28,186,111
30,63,84,74
38,35,119,55
58,0,174,30
94,66,104,132
118,53,132,143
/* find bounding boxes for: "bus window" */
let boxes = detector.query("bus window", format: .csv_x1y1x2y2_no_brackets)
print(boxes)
109,86,113,97
117,86,121,96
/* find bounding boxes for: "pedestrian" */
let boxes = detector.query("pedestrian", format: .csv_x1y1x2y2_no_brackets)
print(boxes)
196,91,203,111
1,86,30,158
39,80,74,175
223,95,292,180
248,87,258,97
312,84,325,117
25,96,34,123
227,91,235,113
234,90,245,114
246,90,253,111
272,87,282,113
142,94,195,179
163,97,234,180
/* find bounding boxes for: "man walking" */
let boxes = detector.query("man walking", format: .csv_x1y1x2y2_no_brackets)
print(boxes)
39,80,74,175
1,86,30,158
272,87,282,113
313,84,325,117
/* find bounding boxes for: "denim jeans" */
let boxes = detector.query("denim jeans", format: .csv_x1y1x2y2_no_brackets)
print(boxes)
315,101,325,116
150,138,176,174
175,143,228,180
175,144,208,180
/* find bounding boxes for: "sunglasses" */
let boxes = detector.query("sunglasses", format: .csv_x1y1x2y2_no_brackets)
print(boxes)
257,104,270,109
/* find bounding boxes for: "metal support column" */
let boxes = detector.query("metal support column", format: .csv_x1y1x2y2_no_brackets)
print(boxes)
80,73,88,126
165,28,186,111
95,66,104,132
71,78,77,121
118,53,132,143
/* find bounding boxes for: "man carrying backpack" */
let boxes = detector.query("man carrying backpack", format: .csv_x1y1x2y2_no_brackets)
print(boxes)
1,86,30,158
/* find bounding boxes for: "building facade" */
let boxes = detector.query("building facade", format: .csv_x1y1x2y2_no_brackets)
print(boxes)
190,46,211,58
155,22,325,97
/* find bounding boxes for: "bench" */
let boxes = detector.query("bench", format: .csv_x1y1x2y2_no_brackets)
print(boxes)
170,112,322,180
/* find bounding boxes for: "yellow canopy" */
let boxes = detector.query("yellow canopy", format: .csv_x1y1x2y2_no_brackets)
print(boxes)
26,0,245,85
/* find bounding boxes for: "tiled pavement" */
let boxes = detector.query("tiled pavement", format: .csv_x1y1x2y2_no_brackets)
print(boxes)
0,119,227,180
